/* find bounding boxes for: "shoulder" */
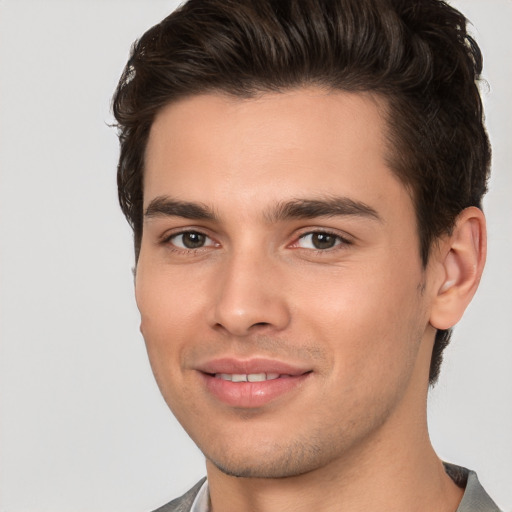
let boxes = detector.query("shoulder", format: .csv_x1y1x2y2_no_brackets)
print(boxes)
150,478,207,512
444,464,502,512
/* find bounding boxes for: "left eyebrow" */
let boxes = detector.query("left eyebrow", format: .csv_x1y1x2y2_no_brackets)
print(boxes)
265,197,382,223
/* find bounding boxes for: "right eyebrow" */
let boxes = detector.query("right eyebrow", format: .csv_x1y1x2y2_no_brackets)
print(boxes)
144,196,217,221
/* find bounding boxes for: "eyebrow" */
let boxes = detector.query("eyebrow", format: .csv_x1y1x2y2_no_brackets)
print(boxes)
266,197,381,223
145,196,217,221
144,195,381,223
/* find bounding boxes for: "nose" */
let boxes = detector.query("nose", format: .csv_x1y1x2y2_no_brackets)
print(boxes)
209,251,291,337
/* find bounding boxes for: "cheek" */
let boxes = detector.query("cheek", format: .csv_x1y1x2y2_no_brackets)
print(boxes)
135,266,192,376
136,261,205,335
296,258,425,375
135,268,204,417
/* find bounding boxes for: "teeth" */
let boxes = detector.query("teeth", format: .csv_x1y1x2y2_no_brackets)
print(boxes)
247,373,266,382
216,373,281,382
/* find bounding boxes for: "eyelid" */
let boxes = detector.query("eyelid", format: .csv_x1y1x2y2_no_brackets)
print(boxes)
290,228,353,250
160,228,219,250
157,226,352,252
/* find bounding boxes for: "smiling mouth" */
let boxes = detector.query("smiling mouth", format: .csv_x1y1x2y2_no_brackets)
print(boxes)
201,369,312,408
214,372,282,382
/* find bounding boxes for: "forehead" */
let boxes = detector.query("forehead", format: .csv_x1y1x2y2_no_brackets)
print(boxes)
144,88,410,220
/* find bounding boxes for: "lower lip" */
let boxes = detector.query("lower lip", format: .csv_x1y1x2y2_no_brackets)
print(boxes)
201,373,311,408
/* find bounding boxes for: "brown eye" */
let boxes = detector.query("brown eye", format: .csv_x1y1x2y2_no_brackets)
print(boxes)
296,232,343,250
311,233,337,249
171,231,210,249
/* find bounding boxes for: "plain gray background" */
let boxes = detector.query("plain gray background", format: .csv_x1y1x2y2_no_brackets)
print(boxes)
0,1,510,511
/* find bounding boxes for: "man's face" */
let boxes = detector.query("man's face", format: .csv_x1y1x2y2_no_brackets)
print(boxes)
136,89,439,478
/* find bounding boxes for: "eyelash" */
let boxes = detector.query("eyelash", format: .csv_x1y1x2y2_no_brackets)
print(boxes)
161,230,218,254
160,228,352,255
292,230,352,253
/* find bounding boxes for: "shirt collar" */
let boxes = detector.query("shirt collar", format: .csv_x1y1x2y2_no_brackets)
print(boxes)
190,479,210,512
190,466,501,512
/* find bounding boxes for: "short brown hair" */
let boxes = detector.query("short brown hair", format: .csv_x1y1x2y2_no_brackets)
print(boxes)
113,0,491,383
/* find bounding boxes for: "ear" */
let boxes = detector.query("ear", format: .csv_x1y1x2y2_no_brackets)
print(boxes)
429,207,487,330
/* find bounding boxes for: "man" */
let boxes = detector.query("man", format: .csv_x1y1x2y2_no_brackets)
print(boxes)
112,0,501,510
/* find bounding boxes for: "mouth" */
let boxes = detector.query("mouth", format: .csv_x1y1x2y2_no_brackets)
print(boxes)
197,358,312,408
214,372,282,382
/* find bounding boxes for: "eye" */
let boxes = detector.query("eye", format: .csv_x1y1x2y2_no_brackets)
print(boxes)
168,231,216,250
296,232,345,250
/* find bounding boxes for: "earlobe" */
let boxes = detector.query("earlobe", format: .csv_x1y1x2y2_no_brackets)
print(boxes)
430,207,487,330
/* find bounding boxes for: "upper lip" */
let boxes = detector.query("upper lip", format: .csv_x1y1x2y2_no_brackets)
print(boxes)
197,357,311,376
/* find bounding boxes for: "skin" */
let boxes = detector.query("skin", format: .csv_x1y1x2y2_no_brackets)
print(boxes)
136,88,485,512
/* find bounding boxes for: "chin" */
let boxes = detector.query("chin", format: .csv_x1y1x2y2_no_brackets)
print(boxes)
205,439,330,479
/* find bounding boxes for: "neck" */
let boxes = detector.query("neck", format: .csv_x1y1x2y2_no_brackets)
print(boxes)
206,427,462,512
